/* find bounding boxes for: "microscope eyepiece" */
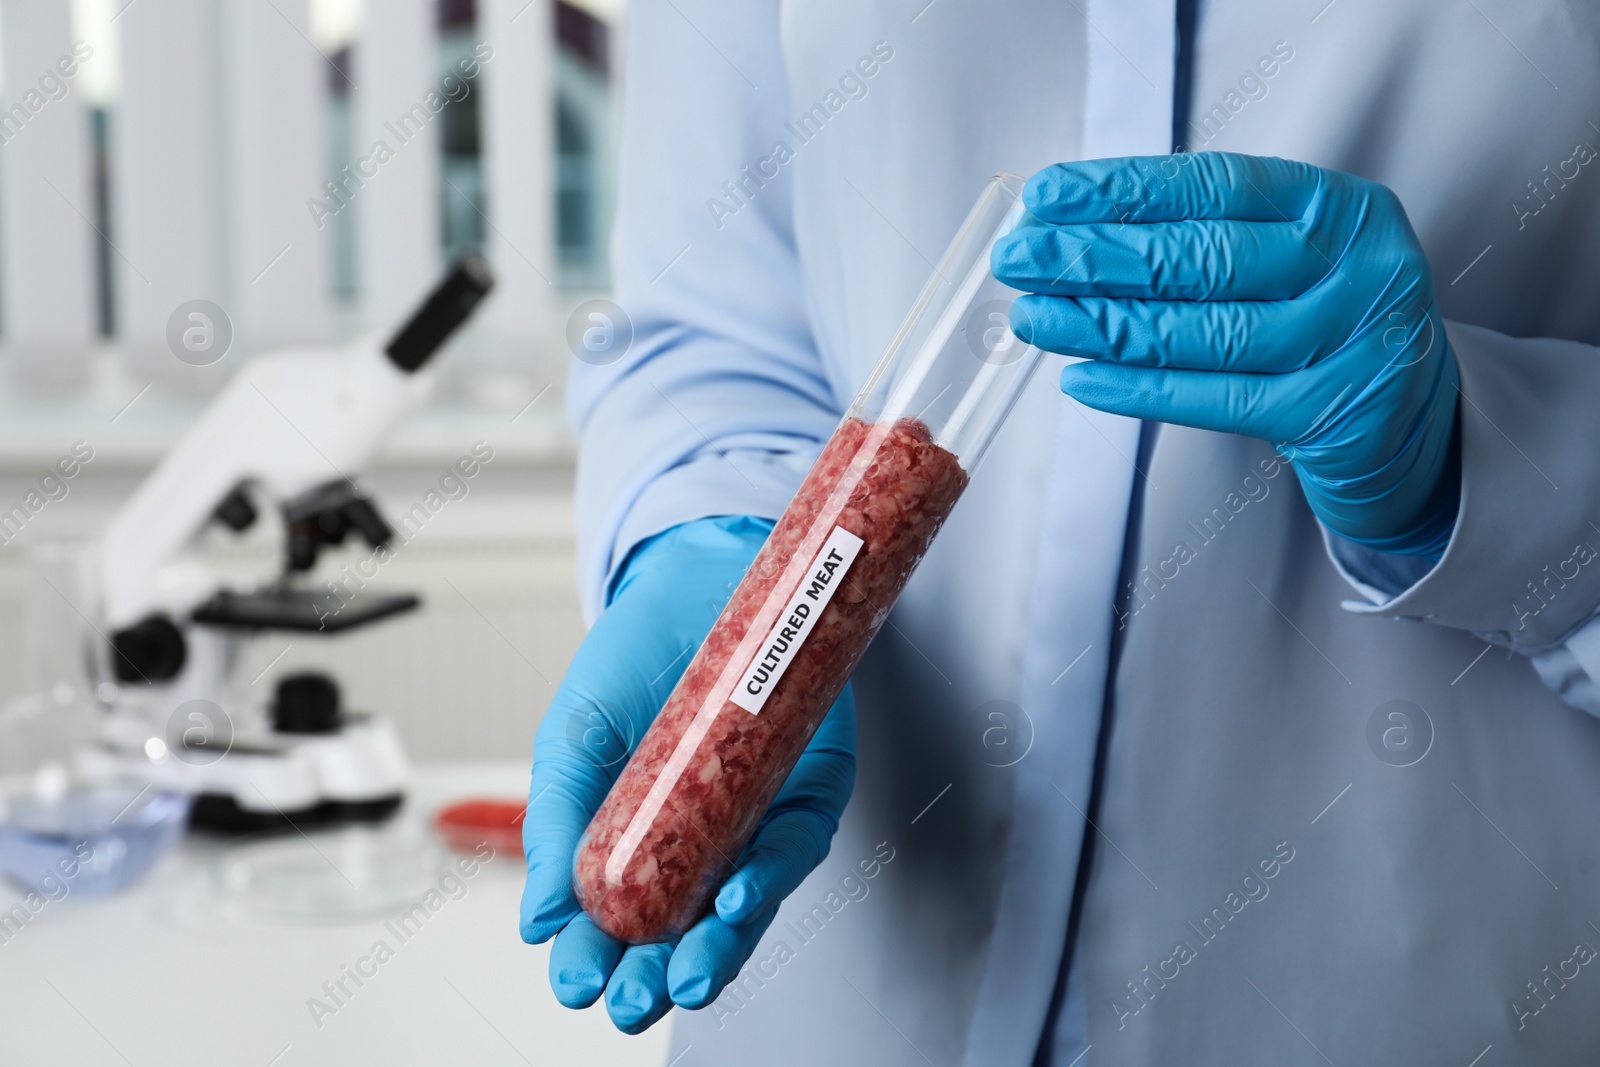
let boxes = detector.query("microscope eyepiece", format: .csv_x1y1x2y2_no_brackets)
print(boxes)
383,254,495,372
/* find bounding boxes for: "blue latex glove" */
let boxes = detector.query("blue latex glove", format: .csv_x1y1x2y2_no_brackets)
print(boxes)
993,152,1460,558
519,515,856,1033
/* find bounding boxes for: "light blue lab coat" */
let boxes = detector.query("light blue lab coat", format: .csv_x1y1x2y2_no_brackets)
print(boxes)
569,1,1600,1062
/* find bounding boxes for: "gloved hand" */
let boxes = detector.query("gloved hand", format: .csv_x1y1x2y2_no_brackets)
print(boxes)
992,152,1460,558
519,515,856,1033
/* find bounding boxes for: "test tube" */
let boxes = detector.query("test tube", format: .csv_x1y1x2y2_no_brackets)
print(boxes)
574,175,1045,943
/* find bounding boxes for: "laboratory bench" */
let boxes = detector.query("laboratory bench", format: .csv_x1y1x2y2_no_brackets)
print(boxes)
0,762,672,1067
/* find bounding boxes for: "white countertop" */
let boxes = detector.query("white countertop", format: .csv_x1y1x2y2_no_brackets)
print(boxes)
0,763,671,1067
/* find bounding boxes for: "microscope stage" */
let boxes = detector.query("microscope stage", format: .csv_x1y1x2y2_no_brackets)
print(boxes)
191,589,420,632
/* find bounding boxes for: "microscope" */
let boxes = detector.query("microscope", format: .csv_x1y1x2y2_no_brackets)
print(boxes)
81,257,494,831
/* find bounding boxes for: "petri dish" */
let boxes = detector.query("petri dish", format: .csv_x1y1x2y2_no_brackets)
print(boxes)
433,798,525,859
0,781,190,896
213,824,447,923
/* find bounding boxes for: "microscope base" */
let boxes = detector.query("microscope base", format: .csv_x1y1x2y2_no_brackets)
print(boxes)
189,791,404,833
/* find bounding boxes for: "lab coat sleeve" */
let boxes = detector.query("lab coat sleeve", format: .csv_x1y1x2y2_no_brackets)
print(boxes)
1326,319,1600,715
569,0,839,621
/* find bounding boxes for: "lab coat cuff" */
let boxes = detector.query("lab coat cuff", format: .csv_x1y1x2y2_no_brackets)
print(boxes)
1323,528,1438,606
1527,621,1600,718
1331,319,1600,656
582,445,819,621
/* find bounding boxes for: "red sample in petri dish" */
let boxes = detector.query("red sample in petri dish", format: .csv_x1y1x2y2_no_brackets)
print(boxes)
435,799,526,858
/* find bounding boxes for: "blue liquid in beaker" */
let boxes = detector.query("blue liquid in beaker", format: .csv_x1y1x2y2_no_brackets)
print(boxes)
0,784,190,897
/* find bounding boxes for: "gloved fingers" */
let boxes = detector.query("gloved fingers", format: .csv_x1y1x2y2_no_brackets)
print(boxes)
1059,360,1303,443
1022,153,1323,225
604,942,678,1034
770,686,857,806
547,912,627,1008
667,905,781,1008
716,807,838,924
1013,294,1343,373
717,689,853,923
763,734,856,815
993,218,1328,301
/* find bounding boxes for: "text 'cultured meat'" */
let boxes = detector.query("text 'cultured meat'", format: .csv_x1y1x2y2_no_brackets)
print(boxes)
573,416,969,943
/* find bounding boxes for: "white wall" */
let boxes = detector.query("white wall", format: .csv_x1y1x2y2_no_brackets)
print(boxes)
0,0,98,393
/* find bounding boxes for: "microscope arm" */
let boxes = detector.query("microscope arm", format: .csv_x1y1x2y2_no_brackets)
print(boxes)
98,257,494,630
99,345,425,628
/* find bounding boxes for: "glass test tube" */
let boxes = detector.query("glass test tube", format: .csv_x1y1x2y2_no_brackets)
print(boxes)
574,175,1044,944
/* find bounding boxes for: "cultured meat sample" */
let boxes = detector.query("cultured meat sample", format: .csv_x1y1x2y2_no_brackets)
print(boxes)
574,416,969,943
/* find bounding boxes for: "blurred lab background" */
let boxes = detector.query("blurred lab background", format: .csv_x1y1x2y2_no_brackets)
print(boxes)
0,0,612,759
0,3,668,1065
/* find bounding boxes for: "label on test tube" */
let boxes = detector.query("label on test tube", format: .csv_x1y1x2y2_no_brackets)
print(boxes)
731,526,864,714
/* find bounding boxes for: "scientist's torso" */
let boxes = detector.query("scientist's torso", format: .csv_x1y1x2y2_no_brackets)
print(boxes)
657,1,1600,1063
